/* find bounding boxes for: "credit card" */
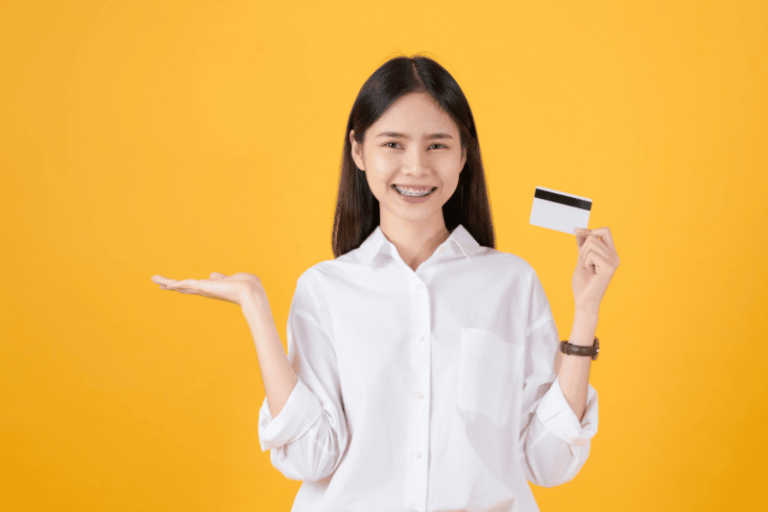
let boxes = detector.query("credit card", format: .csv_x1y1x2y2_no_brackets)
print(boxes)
529,186,592,235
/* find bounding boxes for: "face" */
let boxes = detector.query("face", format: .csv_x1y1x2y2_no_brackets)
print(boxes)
350,92,467,229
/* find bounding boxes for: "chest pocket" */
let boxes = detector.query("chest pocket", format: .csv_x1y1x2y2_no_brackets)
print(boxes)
456,327,524,427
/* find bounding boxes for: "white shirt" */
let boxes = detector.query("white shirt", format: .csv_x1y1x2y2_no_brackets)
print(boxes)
258,224,598,512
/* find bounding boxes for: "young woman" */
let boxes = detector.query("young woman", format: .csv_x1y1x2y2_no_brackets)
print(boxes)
152,55,620,512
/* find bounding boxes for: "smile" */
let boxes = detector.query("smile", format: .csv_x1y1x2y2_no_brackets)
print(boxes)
392,185,437,197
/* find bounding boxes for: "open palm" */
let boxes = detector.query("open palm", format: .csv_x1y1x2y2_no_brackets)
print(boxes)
150,272,263,307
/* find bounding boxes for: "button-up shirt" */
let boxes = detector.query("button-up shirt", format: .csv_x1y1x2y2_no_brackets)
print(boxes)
258,224,598,512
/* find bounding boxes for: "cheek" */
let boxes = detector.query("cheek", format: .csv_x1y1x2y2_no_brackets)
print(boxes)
369,154,399,185
363,161,391,199
371,151,398,173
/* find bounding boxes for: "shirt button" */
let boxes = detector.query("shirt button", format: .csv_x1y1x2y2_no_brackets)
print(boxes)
414,391,423,399
413,451,422,460
416,334,424,341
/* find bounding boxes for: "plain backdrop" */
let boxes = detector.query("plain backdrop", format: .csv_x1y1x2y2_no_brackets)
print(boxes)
2,1,766,510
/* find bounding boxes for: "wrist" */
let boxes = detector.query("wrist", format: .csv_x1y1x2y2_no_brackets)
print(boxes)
574,308,599,323
575,302,600,318
241,286,270,314
569,309,599,346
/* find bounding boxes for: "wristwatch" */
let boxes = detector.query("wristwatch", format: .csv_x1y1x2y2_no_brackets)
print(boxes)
560,337,599,360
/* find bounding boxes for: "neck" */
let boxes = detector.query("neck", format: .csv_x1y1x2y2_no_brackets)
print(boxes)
379,215,450,272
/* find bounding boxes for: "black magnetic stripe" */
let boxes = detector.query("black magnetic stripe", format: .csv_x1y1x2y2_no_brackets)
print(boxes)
534,188,592,211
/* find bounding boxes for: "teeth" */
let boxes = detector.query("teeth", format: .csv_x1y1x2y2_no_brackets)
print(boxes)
394,185,434,197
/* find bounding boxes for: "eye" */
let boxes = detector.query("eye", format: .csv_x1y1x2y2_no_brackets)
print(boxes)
383,142,402,149
429,143,447,150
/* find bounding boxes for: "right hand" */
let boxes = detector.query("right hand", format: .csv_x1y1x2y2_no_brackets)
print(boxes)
151,272,265,308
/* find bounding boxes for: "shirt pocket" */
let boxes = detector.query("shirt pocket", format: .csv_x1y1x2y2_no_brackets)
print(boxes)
456,327,524,427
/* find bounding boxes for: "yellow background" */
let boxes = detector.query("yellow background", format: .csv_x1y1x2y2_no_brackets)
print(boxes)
2,0,766,510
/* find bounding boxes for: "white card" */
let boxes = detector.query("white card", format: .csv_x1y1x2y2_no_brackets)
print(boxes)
529,186,592,235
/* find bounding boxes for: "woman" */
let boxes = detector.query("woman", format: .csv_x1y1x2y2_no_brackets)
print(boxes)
152,55,620,512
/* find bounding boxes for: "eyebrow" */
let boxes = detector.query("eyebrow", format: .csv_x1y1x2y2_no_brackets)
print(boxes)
375,131,454,140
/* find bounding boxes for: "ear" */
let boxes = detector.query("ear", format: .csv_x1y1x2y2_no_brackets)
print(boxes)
349,130,365,171
460,145,467,172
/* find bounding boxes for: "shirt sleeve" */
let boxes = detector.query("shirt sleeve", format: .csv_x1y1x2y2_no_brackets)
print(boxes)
257,271,349,482
518,267,599,488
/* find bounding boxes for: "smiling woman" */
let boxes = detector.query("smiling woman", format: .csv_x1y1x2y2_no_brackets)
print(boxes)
251,55,614,512
153,54,618,512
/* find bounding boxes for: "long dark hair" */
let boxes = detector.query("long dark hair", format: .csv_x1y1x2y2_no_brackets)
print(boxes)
332,54,495,258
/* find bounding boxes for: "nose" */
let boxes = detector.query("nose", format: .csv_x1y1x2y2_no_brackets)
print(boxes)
402,146,430,176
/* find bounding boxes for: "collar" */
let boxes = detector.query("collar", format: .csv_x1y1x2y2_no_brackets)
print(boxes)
358,224,481,264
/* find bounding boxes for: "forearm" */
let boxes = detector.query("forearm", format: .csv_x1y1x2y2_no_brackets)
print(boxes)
241,290,298,419
556,309,598,421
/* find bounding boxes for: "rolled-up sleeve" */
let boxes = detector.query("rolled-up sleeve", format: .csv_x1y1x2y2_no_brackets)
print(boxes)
518,269,599,488
257,273,349,482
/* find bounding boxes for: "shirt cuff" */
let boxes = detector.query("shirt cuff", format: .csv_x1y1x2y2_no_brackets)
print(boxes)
535,376,598,447
258,378,323,452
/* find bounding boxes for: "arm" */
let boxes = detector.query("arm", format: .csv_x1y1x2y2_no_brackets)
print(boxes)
241,289,298,419
555,309,599,421
520,227,619,487
519,315,598,488
151,270,347,481
518,271,599,488
251,274,349,482
559,226,620,420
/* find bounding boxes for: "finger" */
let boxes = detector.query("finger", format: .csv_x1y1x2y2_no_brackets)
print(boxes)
151,275,175,285
583,235,612,256
584,251,616,276
578,234,611,259
575,229,605,248
574,228,590,247
166,278,204,294
577,235,601,263
580,247,602,275
155,279,181,290
580,237,611,261
587,227,616,252
579,233,605,247
582,233,605,248
172,279,220,300
210,272,226,279
582,236,620,267
163,278,238,304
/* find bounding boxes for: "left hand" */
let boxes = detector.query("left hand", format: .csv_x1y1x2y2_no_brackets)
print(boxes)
572,226,620,314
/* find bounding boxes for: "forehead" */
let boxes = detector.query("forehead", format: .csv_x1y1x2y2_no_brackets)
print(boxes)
369,92,459,135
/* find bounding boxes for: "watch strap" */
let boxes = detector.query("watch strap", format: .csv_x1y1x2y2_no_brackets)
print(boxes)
560,337,599,360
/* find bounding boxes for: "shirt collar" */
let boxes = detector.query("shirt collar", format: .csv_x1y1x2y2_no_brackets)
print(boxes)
358,224,481,264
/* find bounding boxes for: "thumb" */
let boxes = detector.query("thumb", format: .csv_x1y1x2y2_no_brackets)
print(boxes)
574,227,589,247
209,272,226,279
